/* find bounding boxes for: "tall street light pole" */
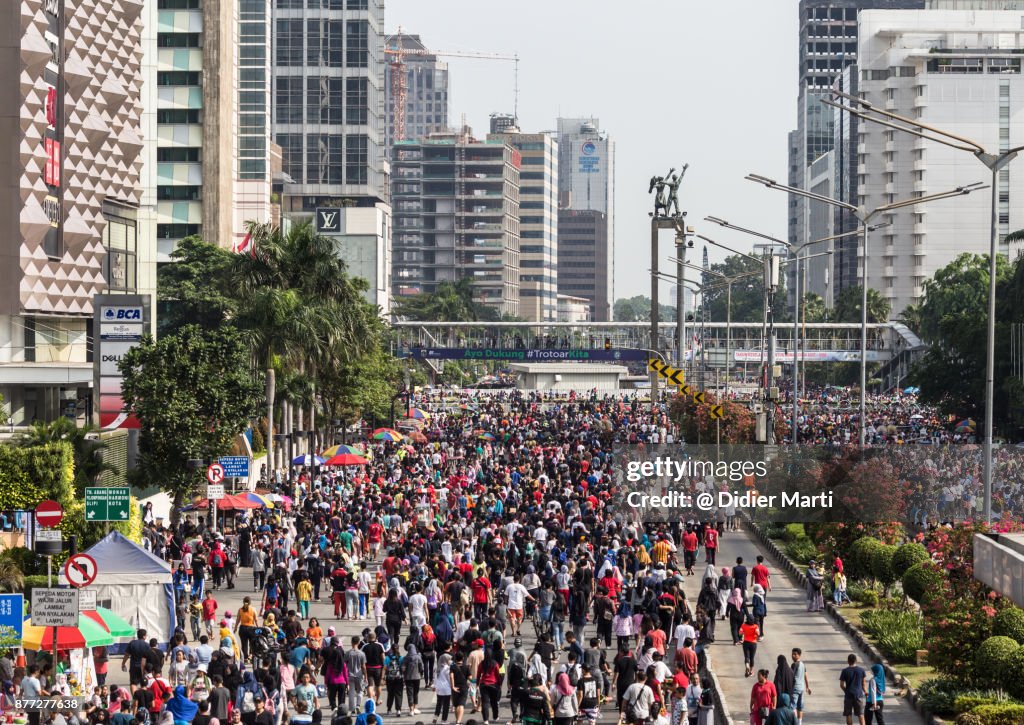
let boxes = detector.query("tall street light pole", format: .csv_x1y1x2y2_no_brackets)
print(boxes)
825,90,1024,522
705,217,871,443
744,173,986,447
669,260,761,397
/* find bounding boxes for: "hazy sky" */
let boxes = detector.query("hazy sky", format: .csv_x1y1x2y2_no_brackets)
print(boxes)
386,0,797,303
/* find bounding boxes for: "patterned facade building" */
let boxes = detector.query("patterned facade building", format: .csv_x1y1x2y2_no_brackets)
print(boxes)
0,0,158,424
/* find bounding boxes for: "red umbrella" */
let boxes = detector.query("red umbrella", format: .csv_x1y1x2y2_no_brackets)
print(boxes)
324,452,369,466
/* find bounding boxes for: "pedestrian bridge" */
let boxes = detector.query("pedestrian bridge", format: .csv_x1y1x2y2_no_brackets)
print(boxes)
393,321,926,391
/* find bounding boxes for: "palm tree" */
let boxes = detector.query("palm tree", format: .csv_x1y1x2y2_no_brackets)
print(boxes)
831,286,892,324
231,221,380,461
897,302,924,337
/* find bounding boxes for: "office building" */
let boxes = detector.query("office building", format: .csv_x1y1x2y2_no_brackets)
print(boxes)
155,0,273,259
490,113,517,135
0,0,157,424
488,130,558,322
556,117,614,320
384,33,449,147
856,8,1024,312
787,0,924,303
391,131,521,316
557,210,611,322
272,0,391,312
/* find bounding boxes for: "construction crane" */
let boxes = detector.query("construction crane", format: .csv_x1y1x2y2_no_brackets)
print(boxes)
386,32,519,143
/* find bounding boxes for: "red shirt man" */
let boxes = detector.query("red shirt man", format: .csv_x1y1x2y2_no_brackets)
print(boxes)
704,527,719,551
751,557,771,592
471,572,491,604
682,530,698,553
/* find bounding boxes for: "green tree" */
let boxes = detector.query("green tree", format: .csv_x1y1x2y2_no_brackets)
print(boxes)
16,418,117,492
395,278,500,322
156,236,236,335
119,326,263,517
319,341,402,429
613,295,676,322
231,221,381,449
910,252,1019,432
800,292,828,323
699,254,776,324
831,285,892,324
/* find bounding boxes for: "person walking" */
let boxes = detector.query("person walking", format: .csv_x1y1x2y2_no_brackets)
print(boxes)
250,546,266,593
384,646,405,716
749,669,777,725
839,654,867,725
790,648,811,725
403,642,425,717
476,647,502,725
551,671,579,725
805,562,825,613
865,663,886,725
726,588,746,646
716,568,733,620
739,616,760,678
433,652,453,725
752,585,767,640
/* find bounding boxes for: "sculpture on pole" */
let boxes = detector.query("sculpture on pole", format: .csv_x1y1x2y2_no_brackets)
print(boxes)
649,164,688,218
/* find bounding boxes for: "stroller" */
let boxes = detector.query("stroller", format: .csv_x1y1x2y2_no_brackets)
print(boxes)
250,627,283,659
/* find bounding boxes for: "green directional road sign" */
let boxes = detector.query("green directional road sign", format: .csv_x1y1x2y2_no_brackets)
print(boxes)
85,487,131,522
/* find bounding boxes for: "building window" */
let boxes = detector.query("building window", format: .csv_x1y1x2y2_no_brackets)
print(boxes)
346,20,369,68
346,77,368,125
275,77,303,124
158,0,199,7
104,215,137,293
157,109,201,124
306,19,343,67
158,223,201,239
347,0,368,8
157,147,201,162
157,33,201,48
277,133,303,183
306,134,343,184
158,71,201,86
345,134,368,185
306,76,343,124
157,185,202,200
276,20,304,67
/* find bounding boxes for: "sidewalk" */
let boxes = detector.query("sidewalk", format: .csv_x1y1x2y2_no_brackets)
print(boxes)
680,527,924,725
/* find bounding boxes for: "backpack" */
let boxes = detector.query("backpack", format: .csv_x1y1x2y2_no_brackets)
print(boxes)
459,586,471,608
566,663,581,687
624,688,642,722
687,686,701,710
211,551,223,566
240,691,256,713
386,656,402,680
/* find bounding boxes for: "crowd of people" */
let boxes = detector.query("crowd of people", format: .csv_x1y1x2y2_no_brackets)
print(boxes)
8,385,973,725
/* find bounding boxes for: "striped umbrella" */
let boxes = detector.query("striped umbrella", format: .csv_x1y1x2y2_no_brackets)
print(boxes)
371,428,405,442
321,444,364,458
22,615,114,650
82,607,134,638
405,408,431,420
240,491,275,509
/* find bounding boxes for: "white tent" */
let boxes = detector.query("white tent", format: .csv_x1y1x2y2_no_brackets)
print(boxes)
59,531,176,645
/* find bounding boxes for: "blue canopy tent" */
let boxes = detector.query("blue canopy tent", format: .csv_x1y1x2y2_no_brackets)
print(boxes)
59,531,176,647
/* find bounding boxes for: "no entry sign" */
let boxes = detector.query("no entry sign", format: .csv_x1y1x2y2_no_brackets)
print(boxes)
35,500,63,528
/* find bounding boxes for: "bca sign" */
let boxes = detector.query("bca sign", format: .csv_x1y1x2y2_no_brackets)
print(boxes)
315,207,342,234
101,306,143,321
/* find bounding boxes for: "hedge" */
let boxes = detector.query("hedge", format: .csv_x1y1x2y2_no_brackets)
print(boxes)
784,538,819,564
871,543,899,592
992,606,1024,645
1007,647,1024,700
849,536,884,580
892,542,930,575
903,561,944,605
973,636,1020,689
968,703,1024,725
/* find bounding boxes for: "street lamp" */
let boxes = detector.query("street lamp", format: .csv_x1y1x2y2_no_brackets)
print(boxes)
745,172,986,447
704,217,876,443
824,90,1023,521
667,259,761,396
